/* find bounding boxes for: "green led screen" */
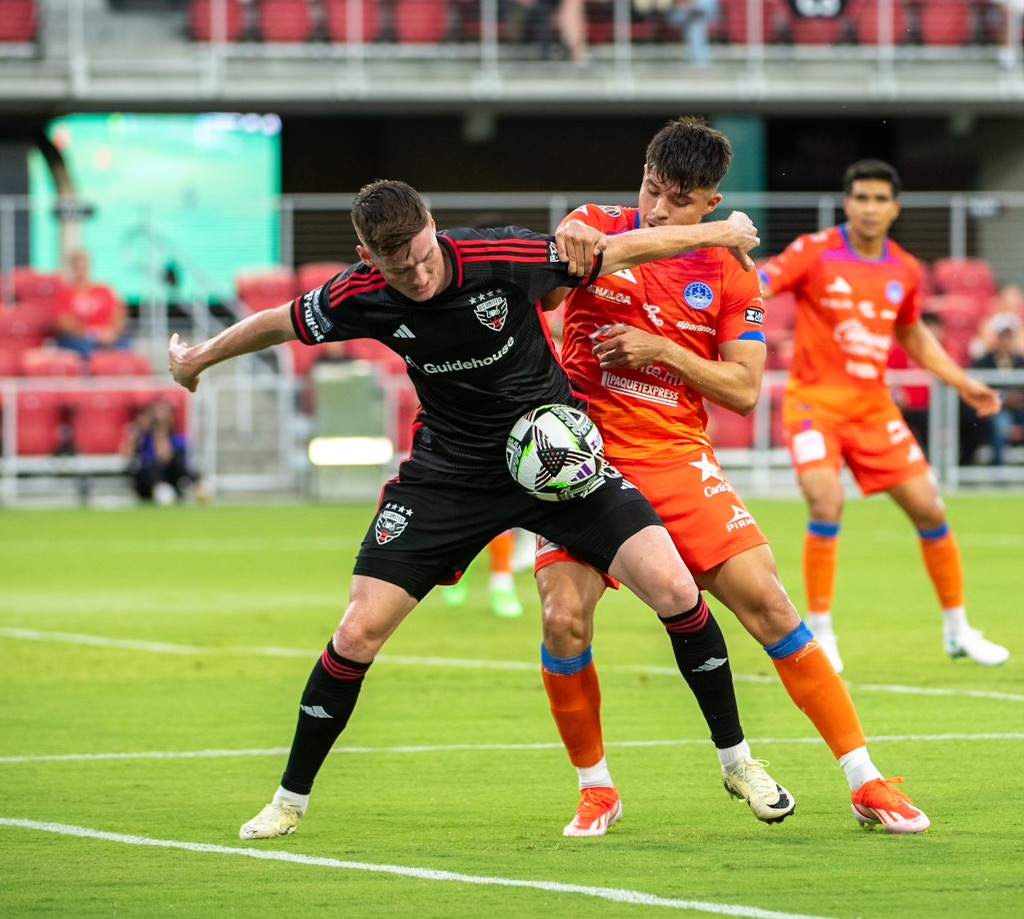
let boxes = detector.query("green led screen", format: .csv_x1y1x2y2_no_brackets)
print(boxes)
29,112,281,303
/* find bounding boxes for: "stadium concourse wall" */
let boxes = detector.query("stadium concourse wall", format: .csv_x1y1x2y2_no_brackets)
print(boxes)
2,189,1024,505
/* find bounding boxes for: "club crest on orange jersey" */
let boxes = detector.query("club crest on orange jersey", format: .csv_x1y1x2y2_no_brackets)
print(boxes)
684,281,714,311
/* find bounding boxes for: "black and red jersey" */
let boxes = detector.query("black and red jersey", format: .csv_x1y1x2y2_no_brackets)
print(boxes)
290,226,601,467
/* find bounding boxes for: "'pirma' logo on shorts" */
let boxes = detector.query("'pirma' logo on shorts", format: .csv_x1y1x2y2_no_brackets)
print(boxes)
725,505,755,532
375,502,412,545
684,281,714,311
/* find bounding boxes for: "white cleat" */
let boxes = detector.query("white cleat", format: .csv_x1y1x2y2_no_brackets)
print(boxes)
723,758,796,824
239,801,302,840
946,628,1010,666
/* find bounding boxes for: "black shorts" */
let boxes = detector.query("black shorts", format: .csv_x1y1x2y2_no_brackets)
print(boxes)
353,449,663,600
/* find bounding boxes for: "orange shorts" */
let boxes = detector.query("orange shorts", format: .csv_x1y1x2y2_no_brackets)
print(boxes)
783,395,930,496
534,448,768,582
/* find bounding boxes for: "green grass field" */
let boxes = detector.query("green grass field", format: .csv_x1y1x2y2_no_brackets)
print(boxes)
2,496,1022,918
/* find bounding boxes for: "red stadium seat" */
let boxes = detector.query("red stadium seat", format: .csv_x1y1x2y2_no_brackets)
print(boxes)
852,0,912,45
296,262,350,293
344,337,409,375
0,0,38,43
706,405,754,449
785,11,850,46
236,267,299,312
19,347,86,377
915,0,976,46
762,290,798,334
718,0,784,44
932,257,998,300
0,347,22,377
259,0,316,42
68,390,136,455
14,391,66,456
189,0,248,41
88,350,154,377
393,0,450,43
923,293,985,364
10,267,66,303
0,303,53,350
323,0,383,42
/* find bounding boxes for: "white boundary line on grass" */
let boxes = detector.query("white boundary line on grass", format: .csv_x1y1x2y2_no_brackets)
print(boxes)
2,733,1022,766
0,817,847,919
2,626,1022,703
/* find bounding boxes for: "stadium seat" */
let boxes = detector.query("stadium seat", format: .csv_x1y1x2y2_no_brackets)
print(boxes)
259,0,316,42
923,293,985,364
784,10,852,46
762,290,798,334
296,262,350,292
14,391,67,456
393,0,451,43
344,337,409,375
0,347,22,377
0,0,38,43
10,267,66,304
0,303,53,351
189,0,249,41
914,0,977,46
68,390,137,455
705,404,754,449
88,350,154,377
236,267,300,312
19,347,86,377
323,0,383,43
718,0,784,45
932,257,998,301
852,0,912,45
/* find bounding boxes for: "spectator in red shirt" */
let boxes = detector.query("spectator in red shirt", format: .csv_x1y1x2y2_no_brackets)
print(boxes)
54,249,130,358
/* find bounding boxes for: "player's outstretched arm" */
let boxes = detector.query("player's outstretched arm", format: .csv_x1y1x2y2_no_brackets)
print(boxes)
895,320,1002,418
169,304,297,393
598,211,760,276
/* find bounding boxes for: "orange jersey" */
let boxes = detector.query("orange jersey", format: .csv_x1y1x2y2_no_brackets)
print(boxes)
759,225,922,420
558,205,766,459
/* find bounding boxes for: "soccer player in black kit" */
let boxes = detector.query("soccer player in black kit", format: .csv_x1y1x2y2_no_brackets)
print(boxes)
168,179,776,840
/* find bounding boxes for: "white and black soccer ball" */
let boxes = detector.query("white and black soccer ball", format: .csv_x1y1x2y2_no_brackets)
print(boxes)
506,404,605,502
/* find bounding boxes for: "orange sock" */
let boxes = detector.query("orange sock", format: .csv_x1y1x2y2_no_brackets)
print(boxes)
489,529,515,576
772,636,865,759
542,661,604,768
804,524,840,613
918,527,965,609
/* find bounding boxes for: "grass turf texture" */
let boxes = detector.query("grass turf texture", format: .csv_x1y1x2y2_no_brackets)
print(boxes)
1,497,1022,918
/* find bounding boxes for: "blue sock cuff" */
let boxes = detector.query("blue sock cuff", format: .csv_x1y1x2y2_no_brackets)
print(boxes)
764,622,814,660
808,521,841,538
541,644,593,675
918,523,950,541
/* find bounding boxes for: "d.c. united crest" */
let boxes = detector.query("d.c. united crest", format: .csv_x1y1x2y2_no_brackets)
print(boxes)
375,503,412,545
473,294,509,331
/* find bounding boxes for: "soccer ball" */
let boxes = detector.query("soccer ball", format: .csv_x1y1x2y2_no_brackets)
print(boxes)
506,404,605,502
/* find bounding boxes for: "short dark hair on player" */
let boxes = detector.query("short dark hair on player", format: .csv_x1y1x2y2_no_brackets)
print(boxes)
843,159,903,198
644,116,732,194
351,179,431,257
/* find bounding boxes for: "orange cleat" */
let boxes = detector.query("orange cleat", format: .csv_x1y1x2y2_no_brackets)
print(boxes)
851,777,930,834
563,786,623,837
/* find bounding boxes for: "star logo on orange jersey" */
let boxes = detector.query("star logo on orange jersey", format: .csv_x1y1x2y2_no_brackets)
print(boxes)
689,453,724,483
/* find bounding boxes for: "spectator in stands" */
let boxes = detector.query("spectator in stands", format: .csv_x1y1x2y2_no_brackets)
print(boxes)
977,283,1024,356
54,249,130,359
123,397,201,505
666,0,719,69
507,0,589,64
971,313,1024,466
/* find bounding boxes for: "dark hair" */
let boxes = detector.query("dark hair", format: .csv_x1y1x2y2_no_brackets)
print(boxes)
842,159,902,197
644,116,732,194
351,179,431,257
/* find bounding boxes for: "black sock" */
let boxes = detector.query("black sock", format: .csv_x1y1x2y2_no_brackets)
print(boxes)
660,597,745,749
281,643,371,795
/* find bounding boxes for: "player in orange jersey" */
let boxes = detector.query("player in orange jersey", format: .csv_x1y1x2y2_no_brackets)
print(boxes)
759,158,1009,673
538,119,929,837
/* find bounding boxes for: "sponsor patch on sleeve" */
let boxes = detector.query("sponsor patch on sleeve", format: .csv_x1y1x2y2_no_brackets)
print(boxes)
745,308,764,325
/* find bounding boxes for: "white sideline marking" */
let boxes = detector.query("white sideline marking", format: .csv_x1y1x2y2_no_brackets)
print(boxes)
2,733,1021,766
1,627,1021,702
0,818,845,919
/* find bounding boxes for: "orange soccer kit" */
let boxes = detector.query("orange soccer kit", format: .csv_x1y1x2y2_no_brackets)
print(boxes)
760,225,964,615
539,205,866,772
